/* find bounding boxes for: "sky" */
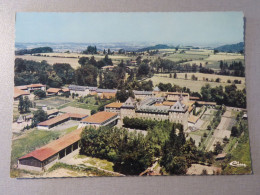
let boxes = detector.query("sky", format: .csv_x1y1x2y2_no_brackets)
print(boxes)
15,12,244,46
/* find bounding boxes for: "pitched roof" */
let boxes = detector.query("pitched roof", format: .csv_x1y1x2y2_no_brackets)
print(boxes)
166,92,189,96
38,113,88,126
170,101,187,112
47,88,62,93
68,85,88,91
188,115,200,124
96,88,117,93
59,106,91,116
62,88,70,92
81,111,118,124
153,86,161,92
101,92,116,99
105,102,123,108
162,101,175,106
19,128,83,162
122,97,135,108
27,83,45,88
14,87,30,98
133,90,153,95
197,101,216,106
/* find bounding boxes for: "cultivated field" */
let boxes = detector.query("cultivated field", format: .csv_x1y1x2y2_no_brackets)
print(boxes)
15,55,81,69
155,73,246,84
15,52,131,69
146,75,245,92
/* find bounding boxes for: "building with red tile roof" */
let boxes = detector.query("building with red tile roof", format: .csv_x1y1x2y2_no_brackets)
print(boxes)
18,128,83,171
79,111,118,128
46,88,62,95
37,113,88,130
14,87,30,100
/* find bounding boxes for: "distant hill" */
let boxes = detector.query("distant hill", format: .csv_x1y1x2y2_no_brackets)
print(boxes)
15,47,53,55
215,42,244,53
136,44,175,52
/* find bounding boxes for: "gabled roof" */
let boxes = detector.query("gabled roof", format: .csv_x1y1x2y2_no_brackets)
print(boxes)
170,101,187,112
68,85,88,91
153,86,161,92
27,84,45,88
81,111,118,124
133,90,153,95
19,128,83,162
122,97,135,108
14,87,30,98
105,102,123,108
38,113,88,126
47,88,62,93
62,88,70,92
96,88,117,93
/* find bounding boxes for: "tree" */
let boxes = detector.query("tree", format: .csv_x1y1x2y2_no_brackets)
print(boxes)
174,72,177,79
75,64,98,86
231,126,239,137
201,169,208,175
53,63,75,84
137,63,150,77
23,96,31,113
104,54,113,65
18,96,24,113
34,89,46,98
214,142,223,155
32,109,48,127
185,73,187,80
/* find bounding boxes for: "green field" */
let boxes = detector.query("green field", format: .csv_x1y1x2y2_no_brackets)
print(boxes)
222,139,252,175
146,75,245,92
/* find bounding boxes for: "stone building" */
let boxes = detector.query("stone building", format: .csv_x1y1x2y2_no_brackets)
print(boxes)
118,95,190,130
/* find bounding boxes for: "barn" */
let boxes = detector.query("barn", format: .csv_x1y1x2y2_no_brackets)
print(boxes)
18,128,83,171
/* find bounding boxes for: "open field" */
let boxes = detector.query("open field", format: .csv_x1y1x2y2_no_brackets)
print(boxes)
35,97,72,108
146,75,245,92
16,53,131,68
206,53,244,61
155,73,246,84
15,55,81,68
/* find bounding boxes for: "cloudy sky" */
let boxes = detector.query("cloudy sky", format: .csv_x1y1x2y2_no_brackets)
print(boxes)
15,12,244,46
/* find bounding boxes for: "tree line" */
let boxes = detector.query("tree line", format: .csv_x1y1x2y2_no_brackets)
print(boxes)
15,47,53,55
201,84,246,108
